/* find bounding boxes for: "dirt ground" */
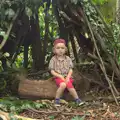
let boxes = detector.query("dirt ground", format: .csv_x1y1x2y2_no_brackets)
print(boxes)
19,91,120,120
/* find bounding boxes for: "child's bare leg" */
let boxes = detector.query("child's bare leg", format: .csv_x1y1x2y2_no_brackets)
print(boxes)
55,82,66,98
67,88,79,99
67,87,83,104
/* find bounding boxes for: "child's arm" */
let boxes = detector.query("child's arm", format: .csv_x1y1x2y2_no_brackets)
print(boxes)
66,69,73,78
51,70,65,81
65,56,74,82
65,69,73,82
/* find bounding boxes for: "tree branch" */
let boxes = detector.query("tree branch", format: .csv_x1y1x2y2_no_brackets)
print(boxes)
0,9,20,51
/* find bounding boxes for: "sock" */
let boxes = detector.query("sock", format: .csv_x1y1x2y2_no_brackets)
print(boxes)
55,98,60,104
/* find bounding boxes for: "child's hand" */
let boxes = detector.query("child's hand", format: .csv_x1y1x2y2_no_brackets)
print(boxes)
59,75,65,81
65,76,70,83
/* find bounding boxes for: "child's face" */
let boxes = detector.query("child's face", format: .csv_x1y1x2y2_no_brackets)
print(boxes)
54,43,66,56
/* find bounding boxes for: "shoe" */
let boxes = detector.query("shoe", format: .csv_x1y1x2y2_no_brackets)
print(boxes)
54,98,61,106
75,98,85,106
78,101,85,106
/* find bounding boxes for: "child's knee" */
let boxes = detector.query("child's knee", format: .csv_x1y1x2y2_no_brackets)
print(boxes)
60,82,66,89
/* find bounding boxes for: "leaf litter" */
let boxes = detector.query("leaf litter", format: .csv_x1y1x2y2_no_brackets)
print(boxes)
1,91,120,120
19,97,120,120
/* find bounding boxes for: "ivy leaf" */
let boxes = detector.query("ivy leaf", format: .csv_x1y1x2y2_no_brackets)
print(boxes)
10,106,16,112
35,103,43,109
5,8,15,19
0,31,5,37
0,104,7,111
21,103,32,109
70,0,78,4
6,60,11,68
3,52,10,57
25,7,32,17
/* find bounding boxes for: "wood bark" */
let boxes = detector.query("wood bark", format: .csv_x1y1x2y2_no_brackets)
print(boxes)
69,33,79,63
23,44,28,68
43,11,49,64
31,14,44,71
18,78,57,99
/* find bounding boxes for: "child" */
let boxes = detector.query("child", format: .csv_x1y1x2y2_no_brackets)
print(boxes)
49,38,83,106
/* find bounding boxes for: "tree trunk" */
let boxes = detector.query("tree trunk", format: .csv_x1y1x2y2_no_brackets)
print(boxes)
69,33,79,63
23,44,28,68
52,1,69,43
43,11,49,64
31,14,44,71
11,10,30,65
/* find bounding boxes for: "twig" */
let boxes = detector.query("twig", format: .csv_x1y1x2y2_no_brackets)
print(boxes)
83,9,119,105
0,9,20,51
59,11,81,26
99,64,119,105
28,108,86,116
94,31,120,81
112,71,119,96
28,108,62,114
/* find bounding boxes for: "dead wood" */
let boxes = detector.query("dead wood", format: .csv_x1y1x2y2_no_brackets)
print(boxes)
82,8,119,105
28,70,49,77
28,108,87,116
18,77,57,99
97,96,120,103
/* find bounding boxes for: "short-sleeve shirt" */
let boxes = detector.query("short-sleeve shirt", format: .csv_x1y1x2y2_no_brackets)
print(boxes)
49,55,73,76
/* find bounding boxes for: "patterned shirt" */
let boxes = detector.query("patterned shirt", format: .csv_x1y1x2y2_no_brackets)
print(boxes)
48,55,73,76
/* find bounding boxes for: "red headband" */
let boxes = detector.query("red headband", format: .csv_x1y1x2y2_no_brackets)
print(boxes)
53,39,66,46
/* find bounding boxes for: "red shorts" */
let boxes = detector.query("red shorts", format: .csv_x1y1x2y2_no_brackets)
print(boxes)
54,77,74,88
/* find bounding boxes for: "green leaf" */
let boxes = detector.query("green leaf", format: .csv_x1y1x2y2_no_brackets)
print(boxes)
34,103,44,109
0,31,5,37
9,113,14,118
71,115,85,120
49,115,55,120
3,52,10,57
70,0,78,4
21,103,32,109
25,7,32,17
10,106,16,112
6,60,11,68
92,0,108,5
0,104,7,111
79,116,86,120
5,8,15,19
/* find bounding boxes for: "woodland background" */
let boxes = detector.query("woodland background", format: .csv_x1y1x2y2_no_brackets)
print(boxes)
0,0,120,119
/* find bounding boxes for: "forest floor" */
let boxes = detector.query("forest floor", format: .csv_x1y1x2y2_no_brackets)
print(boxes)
19,91,120,120
20,101,120,120
0,89,120,120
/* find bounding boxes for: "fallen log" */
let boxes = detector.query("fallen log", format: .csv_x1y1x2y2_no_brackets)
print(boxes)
18,77,57,99
18,71,91,100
